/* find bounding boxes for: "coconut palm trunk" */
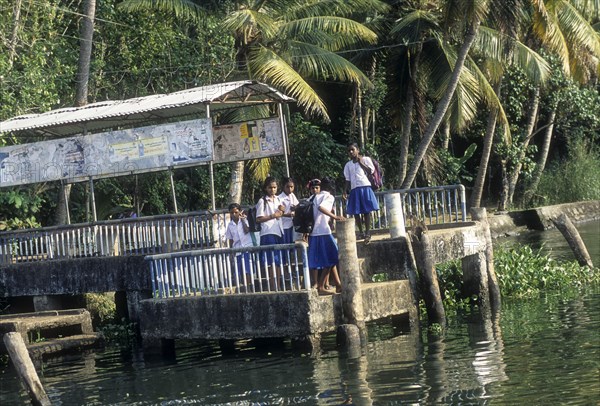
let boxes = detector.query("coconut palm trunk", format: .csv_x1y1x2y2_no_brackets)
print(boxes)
401,19,482,189
521,106,556,206
504,86,540,208
54,0,96,225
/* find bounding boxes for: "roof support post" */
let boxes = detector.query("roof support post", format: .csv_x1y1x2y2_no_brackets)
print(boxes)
278,103,290,177
61,180,71,225
168,167,178,214
88,176,97,222
206,104,216,211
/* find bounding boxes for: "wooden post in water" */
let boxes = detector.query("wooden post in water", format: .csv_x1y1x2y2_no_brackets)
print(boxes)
551,213,594,269
470,208,501,311
3,332,51,406
337,218,367,347
411,223,446,327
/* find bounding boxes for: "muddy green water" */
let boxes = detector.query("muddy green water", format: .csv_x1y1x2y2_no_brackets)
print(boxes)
1,221,598,405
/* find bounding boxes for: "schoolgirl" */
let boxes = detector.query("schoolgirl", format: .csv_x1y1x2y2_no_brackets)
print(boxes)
343,142,380,244
307,177,345,295
255,176,285,290
278,176,300,244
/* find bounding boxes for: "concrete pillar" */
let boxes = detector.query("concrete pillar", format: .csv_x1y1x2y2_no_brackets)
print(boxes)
126,290,153,325
470,208,501,311
384,193,406,238
33,295,62,312
462,252,491,316
336,218,367,346
412,231,446,327
114,291,128,321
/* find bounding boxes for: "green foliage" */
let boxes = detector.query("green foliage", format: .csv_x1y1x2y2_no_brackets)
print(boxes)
27,329,46,344
287,114,346,197
99,319,137,347
436,143,477,184
435,260,475,312
535,139,600,205
84,293,117,326
494,244,599,297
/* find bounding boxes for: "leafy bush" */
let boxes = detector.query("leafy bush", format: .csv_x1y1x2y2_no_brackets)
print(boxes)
494,244,599,297
535,140,600,205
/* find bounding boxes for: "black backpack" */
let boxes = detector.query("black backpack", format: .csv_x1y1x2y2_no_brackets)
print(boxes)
246,197,267,233
293,196,315,234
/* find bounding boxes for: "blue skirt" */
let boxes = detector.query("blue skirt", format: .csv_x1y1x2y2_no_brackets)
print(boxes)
282,226,295,244
346,186,379,215
308,234,339,269
260,234,282,266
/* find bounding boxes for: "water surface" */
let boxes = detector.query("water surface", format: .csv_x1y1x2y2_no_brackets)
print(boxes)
1,220,598,405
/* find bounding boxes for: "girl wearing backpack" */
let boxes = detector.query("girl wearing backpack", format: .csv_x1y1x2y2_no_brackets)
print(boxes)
256,176,285,291
308,177,345,295
343,143,380,244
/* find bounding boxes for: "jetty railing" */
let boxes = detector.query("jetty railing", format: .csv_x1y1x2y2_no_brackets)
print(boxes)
0,184,466,264
334,184,467,231
145,242,310,298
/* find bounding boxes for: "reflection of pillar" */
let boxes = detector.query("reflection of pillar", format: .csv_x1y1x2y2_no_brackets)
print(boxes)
466,312,508,389
422,333,449,404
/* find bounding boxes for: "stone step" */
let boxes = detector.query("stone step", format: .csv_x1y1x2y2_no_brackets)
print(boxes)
0,309,94,351
27,333,104,359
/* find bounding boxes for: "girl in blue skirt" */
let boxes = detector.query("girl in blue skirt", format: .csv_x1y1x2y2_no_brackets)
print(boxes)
256,176,285,290
307,178,345,295
343,143,380,244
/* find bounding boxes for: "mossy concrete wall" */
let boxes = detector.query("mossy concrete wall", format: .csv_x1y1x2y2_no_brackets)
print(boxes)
137,280,415,341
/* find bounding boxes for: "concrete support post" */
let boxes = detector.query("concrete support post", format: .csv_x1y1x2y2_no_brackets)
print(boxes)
470,208,501,311
336,218,367,346
412,231,446,327
462,252,491,316
3,332,51,406
33,295,62,312
126,290,153,326
385,193,406,238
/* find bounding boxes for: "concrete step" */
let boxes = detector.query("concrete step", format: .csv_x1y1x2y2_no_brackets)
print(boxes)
0,309,94,352
27,333,104,359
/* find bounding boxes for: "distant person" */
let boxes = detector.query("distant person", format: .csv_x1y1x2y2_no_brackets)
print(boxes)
256,176,285,290
307,177,345,295
343,142,379,244
225,203,253,288
278,176,299,245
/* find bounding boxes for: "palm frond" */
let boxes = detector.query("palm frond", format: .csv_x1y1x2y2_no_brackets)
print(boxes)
475,26,551,84
118,0,208,24
389,10,439,43
531,0,571,74
284,0,390,20
280,17,378,47
283,40,372,87
222,9,279,42
248,46,329,120
569,0,600,20
555,0,600,57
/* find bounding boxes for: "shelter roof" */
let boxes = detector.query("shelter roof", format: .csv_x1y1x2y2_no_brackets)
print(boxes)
0,81,294,137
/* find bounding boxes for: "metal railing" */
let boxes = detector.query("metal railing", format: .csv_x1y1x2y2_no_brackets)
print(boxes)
0,184,466,264
146,242,310,298
0,210,230,265
334,184,467,231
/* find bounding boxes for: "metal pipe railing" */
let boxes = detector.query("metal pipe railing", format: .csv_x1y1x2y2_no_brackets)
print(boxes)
0,184,467,264
146,242,310,298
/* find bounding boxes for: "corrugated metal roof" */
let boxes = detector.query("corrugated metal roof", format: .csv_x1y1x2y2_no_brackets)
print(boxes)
0,81,294,137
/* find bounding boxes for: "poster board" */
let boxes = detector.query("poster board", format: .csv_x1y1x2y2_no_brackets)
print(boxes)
213,118,283,163
0,119,213,187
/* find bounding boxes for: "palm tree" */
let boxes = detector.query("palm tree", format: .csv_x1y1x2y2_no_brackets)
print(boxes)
494,0,600,209
120,0,389,202
55,0,97,225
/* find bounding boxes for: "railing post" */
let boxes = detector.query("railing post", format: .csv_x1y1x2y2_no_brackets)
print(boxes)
384,193,406,238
